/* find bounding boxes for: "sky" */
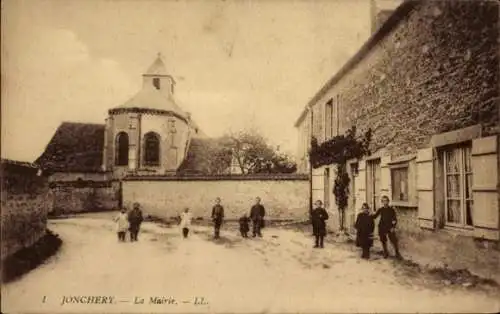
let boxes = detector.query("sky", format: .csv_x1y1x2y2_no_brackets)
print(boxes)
1,0,376,162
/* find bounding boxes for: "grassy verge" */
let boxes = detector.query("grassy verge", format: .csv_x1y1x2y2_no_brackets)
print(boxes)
2,229,62,283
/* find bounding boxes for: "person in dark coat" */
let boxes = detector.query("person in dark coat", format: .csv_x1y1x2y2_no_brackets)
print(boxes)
311,200,329,248
211,197,224,239
128,202,144,242
239,214,250,238
373,195,402,259
249,197,265,237
355,203,375,259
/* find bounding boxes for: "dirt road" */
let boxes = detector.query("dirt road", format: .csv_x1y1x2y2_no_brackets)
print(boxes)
2,213,499,313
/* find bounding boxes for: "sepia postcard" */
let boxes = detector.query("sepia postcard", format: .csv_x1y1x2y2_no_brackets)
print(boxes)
1,0,500,313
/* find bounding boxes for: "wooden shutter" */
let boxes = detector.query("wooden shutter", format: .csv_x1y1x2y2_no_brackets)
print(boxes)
311,166,325,205
471,135,499,241
355,160,367,212
380,156,391,200
417,148,434,229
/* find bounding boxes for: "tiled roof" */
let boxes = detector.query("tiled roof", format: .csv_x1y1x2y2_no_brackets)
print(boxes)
0,159,38,168
144,54,169,76
113,85,188,118
35,122,105,173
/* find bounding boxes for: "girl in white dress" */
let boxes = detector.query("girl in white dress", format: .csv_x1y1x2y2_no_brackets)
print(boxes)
113,208,129,242
179,208,193,238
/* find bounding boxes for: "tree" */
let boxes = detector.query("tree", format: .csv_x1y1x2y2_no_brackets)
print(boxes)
178,138,233,175
178,129,297,175
223,130,297,174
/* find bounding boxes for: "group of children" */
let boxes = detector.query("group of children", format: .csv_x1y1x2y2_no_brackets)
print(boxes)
114,197,265,241
210,196,266,239
115,196,402,261
311,195,402,259
113,202,144,242
354,195,402,260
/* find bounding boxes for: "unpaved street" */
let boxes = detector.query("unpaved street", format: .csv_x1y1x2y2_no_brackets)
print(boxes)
2,213,499,313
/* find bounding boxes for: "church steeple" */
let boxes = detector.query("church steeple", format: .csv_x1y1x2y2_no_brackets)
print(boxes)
142,53,176,96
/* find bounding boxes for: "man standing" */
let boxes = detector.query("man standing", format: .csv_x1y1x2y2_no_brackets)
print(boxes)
128,202,144,242
249,197,265,237
373,195,402,259
211,197,224,239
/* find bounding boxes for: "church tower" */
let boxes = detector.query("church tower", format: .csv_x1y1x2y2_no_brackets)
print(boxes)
102,54,198,178
142,53,176,98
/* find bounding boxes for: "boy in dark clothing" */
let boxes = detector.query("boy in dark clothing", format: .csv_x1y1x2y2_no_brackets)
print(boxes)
128,202,144,242
239,214,250,238
373,195,402,259
311,200,329,248
250,197,266,237
211,197,224,239
355,203,375,259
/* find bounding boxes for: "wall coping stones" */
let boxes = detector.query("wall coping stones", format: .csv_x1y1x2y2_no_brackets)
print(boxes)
123,174,309,181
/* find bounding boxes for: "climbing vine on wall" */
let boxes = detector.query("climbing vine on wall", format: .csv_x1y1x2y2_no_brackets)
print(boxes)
309,126,372,230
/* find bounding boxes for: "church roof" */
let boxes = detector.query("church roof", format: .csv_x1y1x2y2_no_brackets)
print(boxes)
35,122,105,173
144,54,169,76
112,86,188,119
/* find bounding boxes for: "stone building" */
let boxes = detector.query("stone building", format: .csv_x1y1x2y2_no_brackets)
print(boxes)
37,54,205,180
103,54,204,177
294,0,499,242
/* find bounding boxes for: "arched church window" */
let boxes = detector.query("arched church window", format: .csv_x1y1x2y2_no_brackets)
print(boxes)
153,78,160,90
115,132,129,166
144,132,160,166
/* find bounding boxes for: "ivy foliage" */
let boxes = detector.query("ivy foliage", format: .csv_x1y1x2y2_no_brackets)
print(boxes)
308,126,372,230
309,126,372,169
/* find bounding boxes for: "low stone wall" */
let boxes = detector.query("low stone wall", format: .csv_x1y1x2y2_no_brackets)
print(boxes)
1,161,50,261
378,228,500,284
122,174,310,220
49,180,120,215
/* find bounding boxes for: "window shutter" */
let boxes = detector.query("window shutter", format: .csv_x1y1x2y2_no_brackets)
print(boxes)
355,160,367,213
471,135,499,241
311,166,324,204
417,148,434,229
380,156,391,199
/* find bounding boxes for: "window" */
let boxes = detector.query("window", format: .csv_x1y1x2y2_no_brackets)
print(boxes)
325,99,333,139
143,132,160,166
115,132,129,166
314,106,323,142
153,77,160,90
391,166,409,202
334,95,340,136
443,143,473,226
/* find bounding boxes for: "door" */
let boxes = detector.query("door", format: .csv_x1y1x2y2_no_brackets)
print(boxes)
366,159,381,212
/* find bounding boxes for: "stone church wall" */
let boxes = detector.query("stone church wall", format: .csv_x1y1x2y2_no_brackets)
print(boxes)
122,175,310,221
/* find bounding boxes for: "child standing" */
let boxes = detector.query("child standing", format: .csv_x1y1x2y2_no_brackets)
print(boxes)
114,208,129,242
355,203,375,259
211,197,224,239
180,208,193,238
373,195,402,259
239,214,250,238
311,200,329,248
